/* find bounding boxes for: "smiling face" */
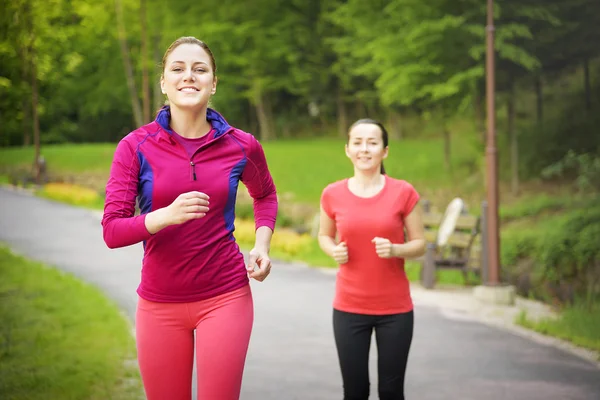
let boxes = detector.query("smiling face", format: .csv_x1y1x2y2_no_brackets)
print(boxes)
346,123,388,172
160,43,217,111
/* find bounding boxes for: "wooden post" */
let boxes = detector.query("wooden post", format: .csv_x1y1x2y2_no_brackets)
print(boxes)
421,243,436,289
481,200,489,285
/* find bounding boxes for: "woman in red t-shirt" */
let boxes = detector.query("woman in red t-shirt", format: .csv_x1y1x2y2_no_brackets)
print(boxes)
318,118,426,400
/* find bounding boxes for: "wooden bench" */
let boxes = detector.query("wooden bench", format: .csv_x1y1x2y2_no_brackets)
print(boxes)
420,198,481,289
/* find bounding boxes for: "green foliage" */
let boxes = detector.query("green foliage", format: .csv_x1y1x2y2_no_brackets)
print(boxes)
0,245,143,399
519,92,600,179
502,202,600,306
499,193,587,222
2,0,573,147
542,151,600,193
538,207,600,294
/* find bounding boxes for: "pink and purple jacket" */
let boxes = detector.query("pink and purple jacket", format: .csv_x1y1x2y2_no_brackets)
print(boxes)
102,107,278,303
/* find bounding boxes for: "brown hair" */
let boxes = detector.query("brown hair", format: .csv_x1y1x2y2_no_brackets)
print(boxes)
161,36,217,76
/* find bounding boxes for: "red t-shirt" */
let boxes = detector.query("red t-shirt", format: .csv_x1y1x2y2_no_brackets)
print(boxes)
320,175,420,315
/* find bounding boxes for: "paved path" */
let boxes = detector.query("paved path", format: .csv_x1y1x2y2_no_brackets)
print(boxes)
1,187,598,400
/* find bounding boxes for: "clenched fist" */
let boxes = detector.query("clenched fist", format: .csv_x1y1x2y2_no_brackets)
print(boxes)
165,191,210,225
332,242,349,264
372,237,394,259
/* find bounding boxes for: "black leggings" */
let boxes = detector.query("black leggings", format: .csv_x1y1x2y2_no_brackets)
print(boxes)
333,309,414,400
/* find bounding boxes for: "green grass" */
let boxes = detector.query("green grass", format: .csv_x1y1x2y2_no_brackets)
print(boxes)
262,136,482,204
0,144,116,175
516,303,600,358
404,262,478,286
0,245,143,400
0,136,482,206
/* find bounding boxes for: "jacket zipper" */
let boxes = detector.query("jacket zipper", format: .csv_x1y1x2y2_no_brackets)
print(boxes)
190,161,197,181
171,128,233,182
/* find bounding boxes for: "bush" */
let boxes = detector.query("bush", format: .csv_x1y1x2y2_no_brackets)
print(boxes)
518,87,600,180
542,150,600,193
38,183,101,208
501,204,600,306
233,219,313,256
538,207,600,305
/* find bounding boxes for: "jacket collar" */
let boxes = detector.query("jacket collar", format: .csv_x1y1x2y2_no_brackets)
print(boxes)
155,106,232,143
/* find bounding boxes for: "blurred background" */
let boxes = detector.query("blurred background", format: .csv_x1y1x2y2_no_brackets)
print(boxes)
1,0,599,354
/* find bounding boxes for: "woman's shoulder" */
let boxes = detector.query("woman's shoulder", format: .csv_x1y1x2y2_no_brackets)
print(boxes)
385,176,418,193
121,121,162,144
322,179,348,195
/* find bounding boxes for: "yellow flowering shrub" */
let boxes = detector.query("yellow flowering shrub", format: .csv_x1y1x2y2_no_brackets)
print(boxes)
39,183,101,208
234,219,312,256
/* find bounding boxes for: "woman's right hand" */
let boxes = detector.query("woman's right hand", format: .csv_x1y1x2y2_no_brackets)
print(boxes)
145,191,210,234
165,191,210,225
332,241,348,264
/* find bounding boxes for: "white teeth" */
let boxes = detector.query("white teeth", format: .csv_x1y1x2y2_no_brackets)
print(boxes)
180,88,197,92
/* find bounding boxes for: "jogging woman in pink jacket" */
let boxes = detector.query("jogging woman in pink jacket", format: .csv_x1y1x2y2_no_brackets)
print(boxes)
102,36,278,400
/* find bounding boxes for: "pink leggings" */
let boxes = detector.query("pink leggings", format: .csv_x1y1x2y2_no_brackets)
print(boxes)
136,284,254,400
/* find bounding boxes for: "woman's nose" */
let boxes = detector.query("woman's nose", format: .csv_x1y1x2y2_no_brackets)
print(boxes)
183,69,195,81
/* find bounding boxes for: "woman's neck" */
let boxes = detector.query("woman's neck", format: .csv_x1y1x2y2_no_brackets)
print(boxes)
169,105,212,138
348,170,385,196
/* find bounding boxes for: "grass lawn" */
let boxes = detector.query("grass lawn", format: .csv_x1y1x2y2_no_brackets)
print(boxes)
0,136,484,207
0,245,143,400
516,304,600,358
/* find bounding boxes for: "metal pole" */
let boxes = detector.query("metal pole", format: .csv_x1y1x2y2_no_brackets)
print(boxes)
486,0,500,285
481,201,489,285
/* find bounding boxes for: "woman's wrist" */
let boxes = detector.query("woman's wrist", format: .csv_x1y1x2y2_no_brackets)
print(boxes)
145,207,171,234
392,243,405,258
253,226,273,253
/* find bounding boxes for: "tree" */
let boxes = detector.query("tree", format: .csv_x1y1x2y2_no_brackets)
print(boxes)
115,0,143,127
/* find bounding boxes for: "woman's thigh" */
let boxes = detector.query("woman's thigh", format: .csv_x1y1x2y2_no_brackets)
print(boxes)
136,297,194,400
192,285,254,400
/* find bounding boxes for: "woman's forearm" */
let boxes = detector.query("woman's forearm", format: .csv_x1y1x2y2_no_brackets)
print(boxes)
254,226,273,252
392,239,426,259
144,207,172,235
318,235,337,258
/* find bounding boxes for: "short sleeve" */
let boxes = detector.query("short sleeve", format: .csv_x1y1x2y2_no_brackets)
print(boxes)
320,185,334,219
402,181,420,218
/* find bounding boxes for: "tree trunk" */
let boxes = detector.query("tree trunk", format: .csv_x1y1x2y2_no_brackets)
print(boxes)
474,81,485,144
337,86,348,138
387,108,402,140
355,101,366,119
248,100,258,134
31,43,41,184
153,33,163,113
508,81,519,196
584,58,591,112
140,0,150,123
22,90,31,147
19,1,32,147
254,92,274,141
19,41,31,147
115,0,143,127
535,75,543,127
443,120,451,171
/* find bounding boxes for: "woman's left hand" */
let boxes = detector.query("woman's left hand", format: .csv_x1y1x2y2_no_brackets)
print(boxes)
372,237,395,259
247,248,272,282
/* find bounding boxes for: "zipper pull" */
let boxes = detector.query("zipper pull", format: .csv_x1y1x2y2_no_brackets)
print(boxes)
190,161,197,181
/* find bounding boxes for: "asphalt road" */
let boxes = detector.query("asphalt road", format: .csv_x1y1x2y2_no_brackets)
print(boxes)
1,187,598,400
